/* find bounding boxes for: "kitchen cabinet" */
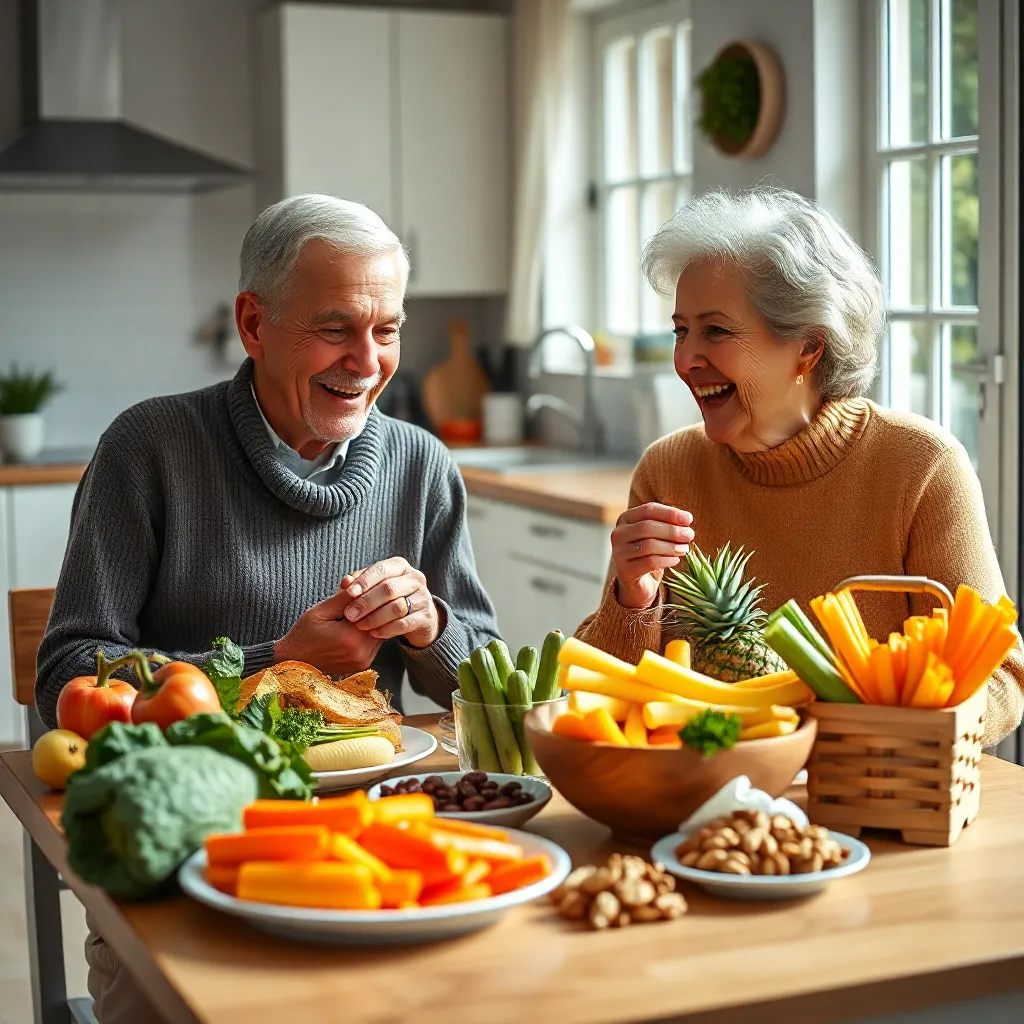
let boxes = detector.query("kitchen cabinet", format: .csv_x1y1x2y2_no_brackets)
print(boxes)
0,483,78,746
466,496,610,653
257,4,509,297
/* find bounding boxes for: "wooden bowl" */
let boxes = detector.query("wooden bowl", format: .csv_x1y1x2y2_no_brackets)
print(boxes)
524,705,817,844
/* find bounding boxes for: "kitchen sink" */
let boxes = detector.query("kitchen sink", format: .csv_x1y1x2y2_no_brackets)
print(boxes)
449,446,633,475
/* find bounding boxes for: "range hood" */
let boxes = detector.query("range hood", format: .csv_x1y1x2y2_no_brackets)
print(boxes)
0,0,251,193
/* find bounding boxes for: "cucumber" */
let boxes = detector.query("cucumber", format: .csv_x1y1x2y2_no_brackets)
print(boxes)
456,660,502,773
506,669,542,775
516,646,540,690
469,647,524,774
533,630,565,702
764,616,860,704
487,639,517,693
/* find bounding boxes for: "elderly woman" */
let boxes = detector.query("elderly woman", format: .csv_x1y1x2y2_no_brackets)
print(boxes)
577,187,1024,745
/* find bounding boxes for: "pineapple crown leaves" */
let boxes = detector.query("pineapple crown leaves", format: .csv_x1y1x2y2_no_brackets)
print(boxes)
661,543,770,641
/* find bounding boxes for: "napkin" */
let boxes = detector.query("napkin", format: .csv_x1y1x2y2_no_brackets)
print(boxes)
678,776,808,834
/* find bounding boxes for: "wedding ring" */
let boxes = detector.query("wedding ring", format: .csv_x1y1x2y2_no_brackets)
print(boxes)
404,596,414,617
634,542,643,552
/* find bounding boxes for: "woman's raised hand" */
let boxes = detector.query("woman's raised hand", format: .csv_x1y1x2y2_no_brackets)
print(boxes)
610,502,694,609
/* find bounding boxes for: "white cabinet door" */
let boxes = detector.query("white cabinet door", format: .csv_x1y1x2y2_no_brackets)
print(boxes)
396,11,510,296
502,560,604,654
277,5,395,222
9,485,77,588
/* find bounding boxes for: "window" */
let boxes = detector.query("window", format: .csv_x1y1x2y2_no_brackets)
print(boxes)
596,1,692,354
875,0,981,465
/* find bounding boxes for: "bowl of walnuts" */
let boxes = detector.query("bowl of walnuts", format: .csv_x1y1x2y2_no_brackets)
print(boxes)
650,808,871,900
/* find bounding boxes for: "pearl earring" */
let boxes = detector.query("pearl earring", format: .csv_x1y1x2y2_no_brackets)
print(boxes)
796,374,804,386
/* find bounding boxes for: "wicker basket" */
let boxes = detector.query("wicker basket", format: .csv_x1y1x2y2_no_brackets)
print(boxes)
804,575,986,847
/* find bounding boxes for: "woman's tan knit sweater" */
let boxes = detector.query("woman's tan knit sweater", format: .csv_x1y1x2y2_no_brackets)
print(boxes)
576,398,1024,745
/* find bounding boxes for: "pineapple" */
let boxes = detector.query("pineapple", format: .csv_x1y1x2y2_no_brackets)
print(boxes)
661,544,785,683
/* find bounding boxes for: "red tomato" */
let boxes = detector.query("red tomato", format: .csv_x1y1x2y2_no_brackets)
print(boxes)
131,661,221,730
56,673,136,740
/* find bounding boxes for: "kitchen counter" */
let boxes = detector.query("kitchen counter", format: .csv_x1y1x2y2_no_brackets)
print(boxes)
3,723,1023,1024
0,462,88,486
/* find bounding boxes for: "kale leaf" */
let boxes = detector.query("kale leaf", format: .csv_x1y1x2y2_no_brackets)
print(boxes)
679,708,743,758
72,721,168,781
202,636,244,715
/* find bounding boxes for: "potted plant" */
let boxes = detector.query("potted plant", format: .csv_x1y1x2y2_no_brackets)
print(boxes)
0,365,62,463
697,41,785,158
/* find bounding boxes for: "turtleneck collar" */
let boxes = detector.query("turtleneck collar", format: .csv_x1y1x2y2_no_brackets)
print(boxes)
728,398,872,486
223,358,384,518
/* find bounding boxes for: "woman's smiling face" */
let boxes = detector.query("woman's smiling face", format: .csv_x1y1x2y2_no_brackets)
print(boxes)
672,260,822,452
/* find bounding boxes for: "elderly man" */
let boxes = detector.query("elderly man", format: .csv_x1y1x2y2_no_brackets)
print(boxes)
36,194,499,1022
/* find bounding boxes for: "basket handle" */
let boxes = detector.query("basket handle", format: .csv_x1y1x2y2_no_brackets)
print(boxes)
832,575,954,613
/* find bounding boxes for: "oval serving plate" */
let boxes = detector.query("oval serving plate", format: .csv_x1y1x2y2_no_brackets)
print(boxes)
179,829,571,945
313,726,437,792
367,772,552,829
651,828,871,900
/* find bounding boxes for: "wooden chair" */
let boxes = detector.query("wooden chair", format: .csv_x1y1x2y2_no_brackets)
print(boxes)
9,586,96,1024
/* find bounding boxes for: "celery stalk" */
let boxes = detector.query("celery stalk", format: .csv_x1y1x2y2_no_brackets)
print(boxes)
764,616,861,703
771,600,834,661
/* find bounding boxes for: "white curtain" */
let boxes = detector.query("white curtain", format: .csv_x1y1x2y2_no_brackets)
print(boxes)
505,0,573,346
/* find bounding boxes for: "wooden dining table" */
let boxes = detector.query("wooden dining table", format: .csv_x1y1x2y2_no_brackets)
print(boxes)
3,714,1024,1024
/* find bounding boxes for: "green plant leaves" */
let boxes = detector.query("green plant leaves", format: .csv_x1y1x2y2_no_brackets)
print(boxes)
697,56,760,145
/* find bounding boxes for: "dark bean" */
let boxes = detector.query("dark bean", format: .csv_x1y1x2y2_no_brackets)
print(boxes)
512,791,534,805
463,771,488,784
500,781,522,796
379,785,394,797
457,779,479,799
462,796,486,811
438,803,461,812
423,776,444,788
482,797,513,810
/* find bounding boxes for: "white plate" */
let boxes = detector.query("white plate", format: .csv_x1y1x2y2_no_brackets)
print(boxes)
651,828,871,900
178,829,571,945
367,772,552,829
312,726,437,792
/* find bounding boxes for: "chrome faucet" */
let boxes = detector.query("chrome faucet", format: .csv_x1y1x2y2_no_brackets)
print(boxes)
524,326,606,455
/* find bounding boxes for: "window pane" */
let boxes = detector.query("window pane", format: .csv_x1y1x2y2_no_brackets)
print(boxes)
640,183,676,332
605,186,639,335
604,38,637,182
943,152,978,307
674,23,692,174
639,26,674,178
947,323,980,468
888,321,931,415
886,159,929,307
886,0,929,146
946,0,978,138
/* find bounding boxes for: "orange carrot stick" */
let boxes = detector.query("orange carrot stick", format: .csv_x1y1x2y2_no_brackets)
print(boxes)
243,792,373,835
378,869,424,908
415,825,524,865
419,882,492,906
869,644,897,705
486,855,551,895
948,625,1019,706
426,818,511,843
623,703,648,747
236,861,380,910
552,712,591,741
206,826,331,867
581,707,629,746
647,726,682,748
331,832,392,882
205,865,239,896
900,638,930,707
419,859,491,902
359,822,468,885
371,792,435,826
945,585,982,668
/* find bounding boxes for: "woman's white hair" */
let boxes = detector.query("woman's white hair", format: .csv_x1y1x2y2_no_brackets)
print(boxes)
642,187,886,399
239,193,409,320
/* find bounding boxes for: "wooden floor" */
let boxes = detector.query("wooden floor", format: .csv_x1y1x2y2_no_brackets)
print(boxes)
0,797,90,1024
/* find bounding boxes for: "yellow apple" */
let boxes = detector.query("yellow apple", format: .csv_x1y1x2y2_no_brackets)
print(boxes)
32,729,88,790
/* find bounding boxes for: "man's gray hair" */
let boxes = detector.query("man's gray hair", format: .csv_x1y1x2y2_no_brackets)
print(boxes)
239,194,409,319
642,187,886,399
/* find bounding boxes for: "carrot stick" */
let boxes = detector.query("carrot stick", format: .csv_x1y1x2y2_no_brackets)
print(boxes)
378,869,423,909
901,645,932,707
581,707,629,746
647,725,683,748
909,666,943,708
206,826,330,867
951,604,999,679
945,585,982,668
243,793,373,836
834,655,869,703
888,634,908,697
236,861,380,910
427,818,511,843
419,882,492,906
419,859,491,902
623,703,648,747
331,832,392,882
816,595,875,699
359,822,468,885
371,792,435,826
870,644,897,705
415,825,524,865
486,855,551,895
205,865,239,896
837,590,872,648
948,625,1019,706
664,639,691,667
551,712,591,741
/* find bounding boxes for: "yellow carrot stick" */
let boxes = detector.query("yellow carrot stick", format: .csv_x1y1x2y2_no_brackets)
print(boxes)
664,639,691,668
739,719,797,741
869,644,897,705
567,690,632,722
580,707,629,746
887,633,907,699
558,637,636,678
813,595,874,696
837,590,872,648
562,665,686,706
909,666,943,708
947,625,1019,706
935,678,956,708
834,655,869,703
732,670,800,689
995,594,1018,625
642,701,786,730
623,704,648,747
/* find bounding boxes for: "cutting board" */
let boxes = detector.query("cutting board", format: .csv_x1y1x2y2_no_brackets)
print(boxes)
420,320,490,430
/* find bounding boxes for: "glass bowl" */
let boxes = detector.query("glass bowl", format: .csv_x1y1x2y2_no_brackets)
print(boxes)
452,690,568,777
438,712,458,756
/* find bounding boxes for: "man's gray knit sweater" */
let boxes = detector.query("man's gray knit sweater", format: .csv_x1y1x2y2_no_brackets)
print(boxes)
36,360,499,727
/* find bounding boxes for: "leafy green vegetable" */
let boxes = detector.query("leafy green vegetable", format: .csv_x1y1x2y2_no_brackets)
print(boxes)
679,708,743,758
238,690,283,733
165,712,314,800
73,721,168,780
203,636,244,715
62,746,258,899
275,706,326,748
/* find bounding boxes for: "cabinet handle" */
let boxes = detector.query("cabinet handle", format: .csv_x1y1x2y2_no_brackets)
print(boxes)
528,522,566,539
529,577,567,596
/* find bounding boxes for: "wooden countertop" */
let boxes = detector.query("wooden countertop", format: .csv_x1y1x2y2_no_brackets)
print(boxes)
460,466,633,524
0,462,87,486
3,720,1024,1024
